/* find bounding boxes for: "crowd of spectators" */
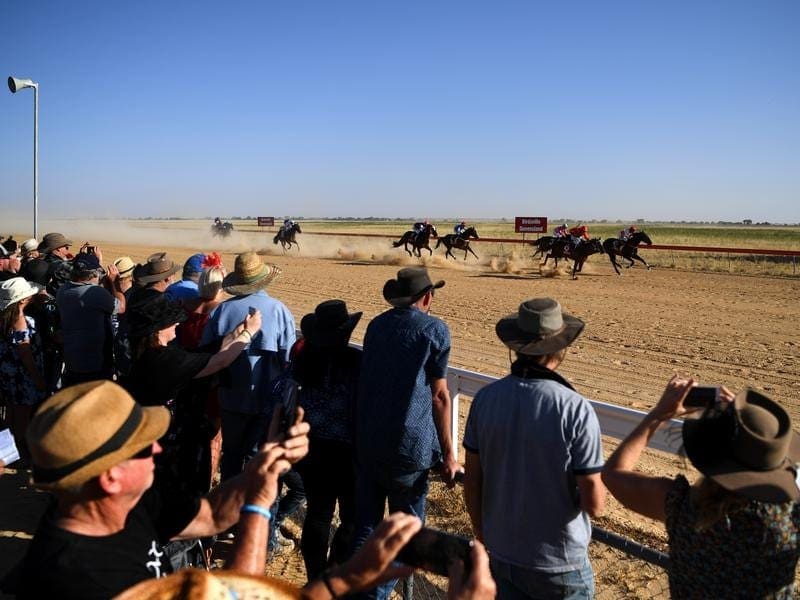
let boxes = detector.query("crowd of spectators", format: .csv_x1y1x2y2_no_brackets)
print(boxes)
0,230,798,600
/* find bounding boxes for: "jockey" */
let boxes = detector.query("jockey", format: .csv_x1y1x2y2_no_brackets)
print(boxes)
454,221,467,236
413,219,429,239
568,224,589,252
214,217,222,226
553,223,569,238
619,224,637,243
282,219,295,233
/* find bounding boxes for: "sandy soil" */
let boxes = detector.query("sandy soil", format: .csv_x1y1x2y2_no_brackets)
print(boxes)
95,228,799,597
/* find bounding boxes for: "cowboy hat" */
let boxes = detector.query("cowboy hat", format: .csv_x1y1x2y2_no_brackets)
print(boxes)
0,277,43,310
114,568,300,600
382,267,444,308
300,299,362,348
37,232,73,254
683,389,800,503
20,238,38,256
127,292,187,338
113,256,136,278
133,252,182,285
495,298,584,356
28,381,170,491
222,251,281,296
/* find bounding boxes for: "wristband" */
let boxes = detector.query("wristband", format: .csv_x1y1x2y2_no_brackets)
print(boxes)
240,503,271,520
321,569,339,599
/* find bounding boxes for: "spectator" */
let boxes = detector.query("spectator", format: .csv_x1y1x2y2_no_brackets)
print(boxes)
0,278,47,458
0,251,21,281
56,249,126,386
354,266,460,600
19,238,39,264
35,232,74,294
10,380,309,599
201,251,296,482
176,253,225,350
111,256,137,378
463,298,606,599
132,252,181,299
166,253,205,304
125,292,263,495
1,236,17,255
602,376,800,599
294,299,363,580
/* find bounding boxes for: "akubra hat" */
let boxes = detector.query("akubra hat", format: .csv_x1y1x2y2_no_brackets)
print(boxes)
496,298,584,356
20,238,38,256
38,232,73,254
382,267,445,308
28,381,169,492
300,299,362,348
134,252,182,285
127,292,187,338
222,251,282,296
0,277,43,310
683,389,800,503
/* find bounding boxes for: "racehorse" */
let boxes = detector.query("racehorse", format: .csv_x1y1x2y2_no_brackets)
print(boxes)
602,231,653,275
541,238,605,280
392,223,438,257
273,222,302,251
530,235,568,260
435,226,480,260
211,221,234,238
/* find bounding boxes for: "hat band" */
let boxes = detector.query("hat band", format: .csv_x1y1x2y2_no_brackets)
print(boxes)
241,266,268,284
33,404,144,484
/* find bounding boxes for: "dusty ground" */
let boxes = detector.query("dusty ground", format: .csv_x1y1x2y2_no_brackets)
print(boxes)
2,226,797,598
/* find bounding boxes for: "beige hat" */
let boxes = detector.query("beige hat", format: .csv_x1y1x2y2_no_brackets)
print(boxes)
495,298,584,356
20,238,39,255
29,381,170,491
113,256,136,278
0,277,43,310
114,568,300,599
222,251,281,296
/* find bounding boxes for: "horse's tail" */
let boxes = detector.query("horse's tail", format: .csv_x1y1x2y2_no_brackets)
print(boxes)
273,234,279,244
392,239,404,248
435,238,443,249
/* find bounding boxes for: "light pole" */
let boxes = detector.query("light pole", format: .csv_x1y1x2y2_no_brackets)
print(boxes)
8,76,39,239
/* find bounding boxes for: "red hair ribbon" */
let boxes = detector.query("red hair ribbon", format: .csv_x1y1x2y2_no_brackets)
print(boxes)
202,252,222,268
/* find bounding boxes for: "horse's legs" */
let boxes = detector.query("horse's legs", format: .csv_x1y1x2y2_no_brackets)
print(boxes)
405,243,413,258
631,254,650,270
425,245,433,256
466,245,478,260
445,246,455,260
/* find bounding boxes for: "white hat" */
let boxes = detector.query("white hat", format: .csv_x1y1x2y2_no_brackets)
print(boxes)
0,277,44,310
21,238,39,255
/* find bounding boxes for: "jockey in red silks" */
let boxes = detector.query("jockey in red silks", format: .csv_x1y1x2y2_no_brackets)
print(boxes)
568,224,589,252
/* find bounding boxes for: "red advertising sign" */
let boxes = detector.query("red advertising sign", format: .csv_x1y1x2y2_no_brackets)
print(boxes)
257,217,275,227
514,217,548,233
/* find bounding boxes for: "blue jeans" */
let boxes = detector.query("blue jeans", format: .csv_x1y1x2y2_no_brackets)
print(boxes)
490,557,594,600
352,467,430,600
220,410,268,481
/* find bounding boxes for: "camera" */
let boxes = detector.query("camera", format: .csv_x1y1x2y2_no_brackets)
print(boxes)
684,385,721,408
279,378,301,436
396,527,474,577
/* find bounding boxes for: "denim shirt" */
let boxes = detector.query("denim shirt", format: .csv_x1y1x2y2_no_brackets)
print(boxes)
356,306,450,477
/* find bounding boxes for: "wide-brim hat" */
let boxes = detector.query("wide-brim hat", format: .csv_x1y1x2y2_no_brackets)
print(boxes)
222,251,281,296
0,277,44,310
114,568,300,600
300,299,362,347
20,238,38,255
496,298,584,356
127,292,187,338
683,389,800,503
113,256,136,278
29,381,170,492
382,267,444,308
134,252,182,285
38,232,73,254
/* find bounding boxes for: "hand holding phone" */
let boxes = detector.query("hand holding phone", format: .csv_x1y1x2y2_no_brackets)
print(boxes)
683,385,721,408
279,378,301,437
396,527,474,577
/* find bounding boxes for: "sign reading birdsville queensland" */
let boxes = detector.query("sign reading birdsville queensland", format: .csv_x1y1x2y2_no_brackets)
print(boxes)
515,216,547,233
257,217,275,227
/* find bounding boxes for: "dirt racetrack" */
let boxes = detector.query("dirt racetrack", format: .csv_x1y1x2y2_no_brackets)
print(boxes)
67,228,800,596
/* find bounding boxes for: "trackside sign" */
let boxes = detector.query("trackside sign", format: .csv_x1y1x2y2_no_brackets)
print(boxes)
514,217,547,233
257,217,275,227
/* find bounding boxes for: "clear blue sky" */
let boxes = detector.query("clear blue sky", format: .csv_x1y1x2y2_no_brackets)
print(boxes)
2,1,798,223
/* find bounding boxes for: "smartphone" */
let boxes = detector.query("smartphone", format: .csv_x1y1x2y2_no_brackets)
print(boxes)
248,306,257,316
684,385,721,408
396,527,474,577
279,378,301,436
87,245,96,255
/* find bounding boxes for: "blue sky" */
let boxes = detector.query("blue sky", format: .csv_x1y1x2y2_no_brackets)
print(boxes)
1,1,798,223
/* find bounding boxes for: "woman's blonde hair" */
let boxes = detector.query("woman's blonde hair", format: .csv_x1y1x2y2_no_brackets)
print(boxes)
198,266,224,301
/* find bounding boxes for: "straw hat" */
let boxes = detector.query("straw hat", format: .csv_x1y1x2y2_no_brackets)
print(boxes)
113,256,136,279
28,381,169,491
382,267,444,308
222,252,281,296
134,252,182,285
38,232,73,254
300,300,362,347
0,277,43,310
495,298,584,356
114,568,300,600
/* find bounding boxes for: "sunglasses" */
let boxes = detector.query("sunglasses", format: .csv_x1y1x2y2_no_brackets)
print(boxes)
131,444,155,460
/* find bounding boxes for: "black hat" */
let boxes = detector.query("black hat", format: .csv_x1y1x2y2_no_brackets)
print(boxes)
300,300,362,348
495,298,584,356
127,292,187,338
382,267,445,308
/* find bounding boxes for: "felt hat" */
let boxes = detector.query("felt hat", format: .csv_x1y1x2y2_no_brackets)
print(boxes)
222,251,281,296
38,232,73,254
20,238,38,256
300,299,362,348
28,381,170,491
134,252,182,285
113,256,136,278
114,568,300,600
683,389,800,503
127,292,187,338
382,267,444,308
0,277,43,310
495,298,584,356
